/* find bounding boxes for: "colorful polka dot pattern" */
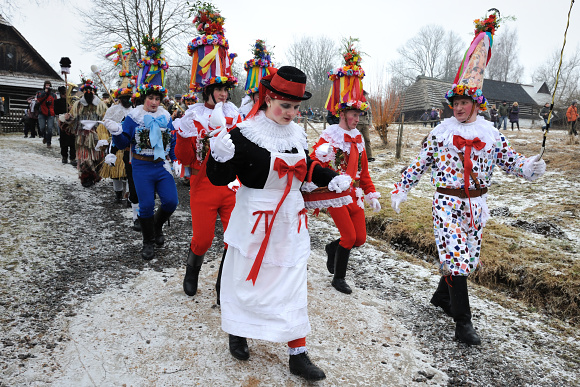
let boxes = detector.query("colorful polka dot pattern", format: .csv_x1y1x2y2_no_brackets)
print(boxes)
433,193,483,276
393,132,527,194
393,130,528,275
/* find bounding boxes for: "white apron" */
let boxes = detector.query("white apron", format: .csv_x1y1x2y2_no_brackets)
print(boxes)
221,152,311,342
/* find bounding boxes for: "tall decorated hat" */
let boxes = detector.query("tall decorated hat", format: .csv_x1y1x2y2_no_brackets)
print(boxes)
134,35,169,98
325,37,368,116
105,43,138,98
182,90,199,104
243,39,274,95
187,3,237,92
445,9,502,112
79,78,97,92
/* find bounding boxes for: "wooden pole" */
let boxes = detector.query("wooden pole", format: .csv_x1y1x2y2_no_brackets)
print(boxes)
396,113,404,159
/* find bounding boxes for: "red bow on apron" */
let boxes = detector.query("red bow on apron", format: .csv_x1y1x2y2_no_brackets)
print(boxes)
452,135,486,228
344,134,362,179
246,158,308,285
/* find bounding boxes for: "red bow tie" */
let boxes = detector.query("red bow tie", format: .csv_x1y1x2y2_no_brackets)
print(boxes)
453,135,486,228
344,134,362,178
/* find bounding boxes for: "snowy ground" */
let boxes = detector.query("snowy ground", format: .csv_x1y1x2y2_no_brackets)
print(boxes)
0,131,579,387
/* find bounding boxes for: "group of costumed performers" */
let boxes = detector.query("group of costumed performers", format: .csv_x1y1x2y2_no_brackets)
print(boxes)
391,10,546,346
173,5,241,301
207,66,351,382
238,39,274,119
105,36,178,261
63,79,108,188
99,44,138,207
304,39,381,295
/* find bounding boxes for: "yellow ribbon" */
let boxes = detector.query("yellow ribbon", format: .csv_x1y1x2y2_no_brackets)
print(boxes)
199,46,220,75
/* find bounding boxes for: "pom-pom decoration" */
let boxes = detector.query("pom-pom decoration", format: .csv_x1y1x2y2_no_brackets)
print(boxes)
187,3,237,91
243,39,274,94
325,37,367,116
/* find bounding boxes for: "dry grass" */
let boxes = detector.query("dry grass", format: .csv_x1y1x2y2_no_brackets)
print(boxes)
366,198,580,325
363,126,580,325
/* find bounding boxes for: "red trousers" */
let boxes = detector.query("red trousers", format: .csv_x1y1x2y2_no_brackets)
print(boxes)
327,193,367,249
189,175,235,255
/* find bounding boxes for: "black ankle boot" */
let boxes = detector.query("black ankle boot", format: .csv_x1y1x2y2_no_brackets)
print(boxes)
215,248,227,305
114,190,123,203
430,276,452,317
183,250,204,296
140,217,155,261
289,352,326,381
228,335,249,360
132,218,142,232
325,239,340,274
153,208,172,246
332,245,352,294
449,276,481,345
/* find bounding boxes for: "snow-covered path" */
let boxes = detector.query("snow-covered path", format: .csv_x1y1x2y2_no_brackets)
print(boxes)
1,134,578,386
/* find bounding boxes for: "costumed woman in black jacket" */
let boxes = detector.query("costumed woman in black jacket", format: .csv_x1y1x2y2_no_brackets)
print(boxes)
207,66,351,382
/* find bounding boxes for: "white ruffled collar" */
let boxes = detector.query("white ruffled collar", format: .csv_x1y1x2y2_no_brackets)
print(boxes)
237,111,308,153
104,104,132,122
80,95,101,107
432,116,497,155
127,105,170,126
321,124,365,154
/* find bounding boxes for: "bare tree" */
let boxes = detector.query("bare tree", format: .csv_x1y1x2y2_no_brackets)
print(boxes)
389,25,464,89
76,0,194,95
486,27,524,83
533,46,580,106
77,0,192,60
440,30,465,81
286,35,339,109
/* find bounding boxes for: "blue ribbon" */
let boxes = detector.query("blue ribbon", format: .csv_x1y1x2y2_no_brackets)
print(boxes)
143,114,168,160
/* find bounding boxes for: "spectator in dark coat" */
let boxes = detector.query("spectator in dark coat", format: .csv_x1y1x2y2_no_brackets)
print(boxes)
420,110,429,127
509,102,520,131
490,104,499,128
429,107,439,127
498,100,509,130
36,80,57,147
539,102,550,130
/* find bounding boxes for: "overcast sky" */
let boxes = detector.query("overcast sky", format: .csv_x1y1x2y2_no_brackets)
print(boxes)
5,0,580,90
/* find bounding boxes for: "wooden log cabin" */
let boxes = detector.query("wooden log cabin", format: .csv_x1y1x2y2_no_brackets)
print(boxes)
0,14,63,133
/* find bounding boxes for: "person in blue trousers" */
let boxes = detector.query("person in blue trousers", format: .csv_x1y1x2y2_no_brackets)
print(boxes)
105,86,178,260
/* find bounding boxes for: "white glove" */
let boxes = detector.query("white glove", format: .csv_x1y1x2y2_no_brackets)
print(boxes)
104,119,122,135
209,127,235,162
525,154,546,181
370,198,381,212
391,192,407,214
95,139,109,151
227,178,241,192
209,102,227,129
104,153,117,166
173,161,182,177
328,174,352,193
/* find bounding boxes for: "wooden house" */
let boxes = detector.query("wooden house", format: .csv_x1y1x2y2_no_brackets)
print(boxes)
0,14,63,132
401,76,546,122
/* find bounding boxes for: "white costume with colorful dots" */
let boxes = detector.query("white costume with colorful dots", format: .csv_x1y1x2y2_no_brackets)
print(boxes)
392,116,542,276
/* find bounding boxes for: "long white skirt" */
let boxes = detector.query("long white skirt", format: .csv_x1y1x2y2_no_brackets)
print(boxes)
220,247,311,343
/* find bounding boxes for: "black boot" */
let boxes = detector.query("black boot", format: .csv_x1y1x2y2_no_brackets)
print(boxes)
132,218,142,232
331,245,352,294
289,352,326,381
114,191,123,203
228,334,249,361
430,276,453,317
449,276,481,346
153,208,172,246
140,216,155,261
325,239,340,274
183,250,204,296
215,248,227,305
